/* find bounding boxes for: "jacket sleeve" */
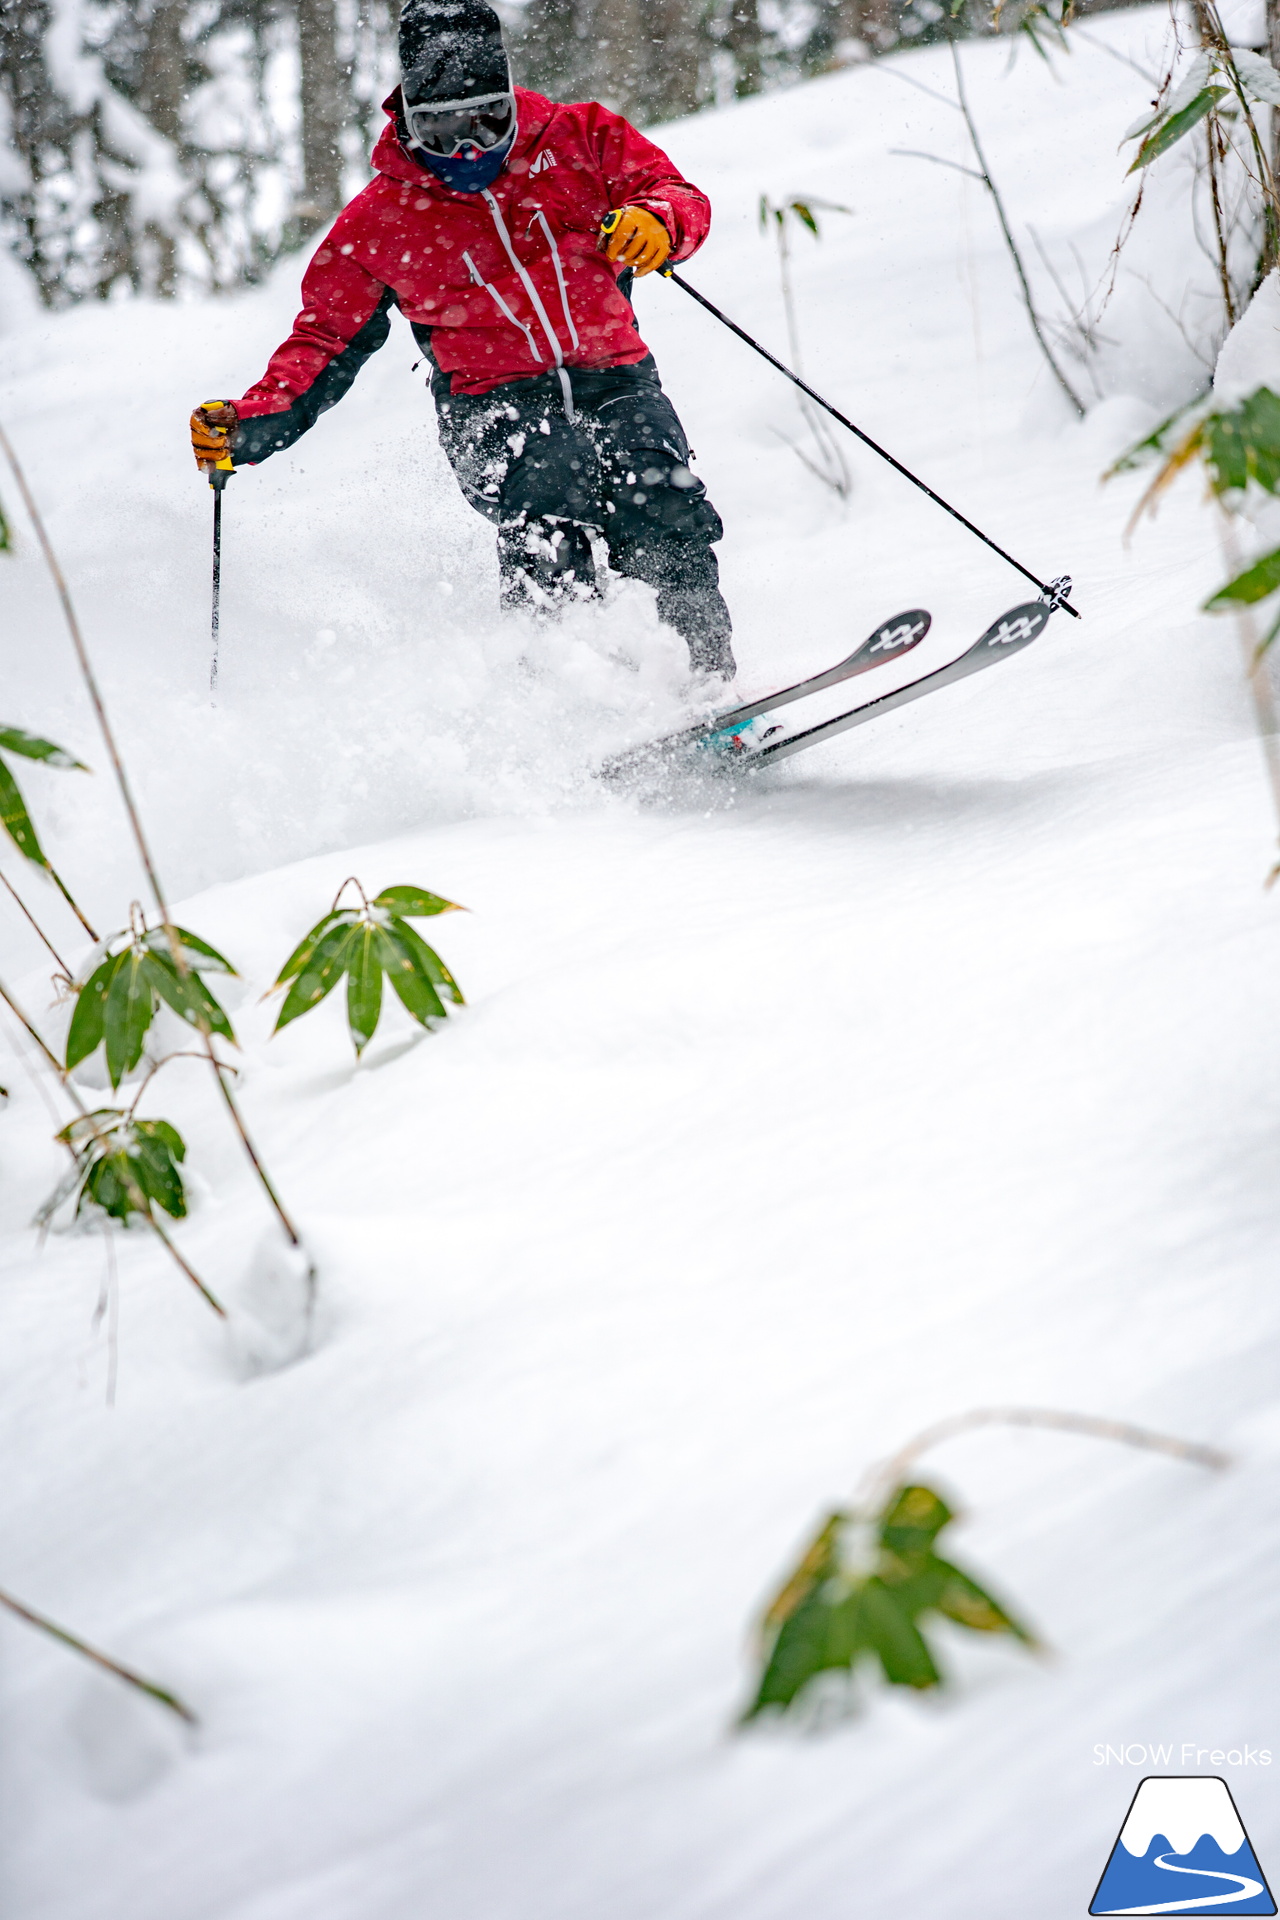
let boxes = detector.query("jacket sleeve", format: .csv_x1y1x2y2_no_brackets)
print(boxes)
231,215,395,465
581,101,711,263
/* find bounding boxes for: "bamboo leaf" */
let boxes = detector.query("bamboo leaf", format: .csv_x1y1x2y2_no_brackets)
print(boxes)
147,953,236,1044
345,923,384,1054
272,909,353,989
65,954,120,1069
375,926,447,1026
0,728,88,770
142,924,238,974
931,1557,1038,1643
742,1479,1036,1719
1128,88,1226,171
0,757,49,867
879,1484,953,1565
371,885,462,919
1159,51,1220,122
744,1584,853,1717
1205,546,1280,607
760,1513,846,1635
103,947,154,1087
387,917,465,1005
273,922,360,1032
1228,45,1280,106
856,1578,942,1688
56,1110,188,1224
128,1119,188,1220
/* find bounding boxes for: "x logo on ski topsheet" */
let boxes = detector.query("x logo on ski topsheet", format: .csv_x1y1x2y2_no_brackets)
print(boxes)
869,615,930,654
989,612,1045,648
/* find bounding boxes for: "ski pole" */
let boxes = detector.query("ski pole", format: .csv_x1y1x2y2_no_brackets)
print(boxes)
658,264,1079,619
208,453,233,702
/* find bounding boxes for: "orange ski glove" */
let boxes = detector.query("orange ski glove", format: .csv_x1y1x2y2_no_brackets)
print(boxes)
600,207,672,277
190,400,239,472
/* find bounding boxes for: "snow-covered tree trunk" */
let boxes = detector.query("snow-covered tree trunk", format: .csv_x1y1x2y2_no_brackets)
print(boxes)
296,0,347,227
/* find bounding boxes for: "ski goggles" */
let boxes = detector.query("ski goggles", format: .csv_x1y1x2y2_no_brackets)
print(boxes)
403,91,516,157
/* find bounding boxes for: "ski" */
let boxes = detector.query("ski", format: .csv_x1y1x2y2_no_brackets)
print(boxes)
740,602,1051,768
600,608,931,780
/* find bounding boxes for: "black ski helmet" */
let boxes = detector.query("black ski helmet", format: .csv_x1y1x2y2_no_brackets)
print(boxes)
398,0,511,107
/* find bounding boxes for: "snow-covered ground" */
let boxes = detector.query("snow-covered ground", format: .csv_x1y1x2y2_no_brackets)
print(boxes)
3,11,1280,1916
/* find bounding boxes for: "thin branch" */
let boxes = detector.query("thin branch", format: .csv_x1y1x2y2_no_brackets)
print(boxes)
950,40,1087,417
0,1586,195,1724
891,147,987,183
857,1405,1230,1511
49,867,97,942
0,422,175,938
1070,24,1162,83
847,56,964,112
0,868,71,975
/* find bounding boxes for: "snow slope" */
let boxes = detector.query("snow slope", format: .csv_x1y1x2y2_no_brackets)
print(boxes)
3,12,1280,1917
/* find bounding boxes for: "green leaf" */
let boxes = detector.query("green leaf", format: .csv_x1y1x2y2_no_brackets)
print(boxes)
0,757,48,866
346,923,384,1054
147,952,236,1044
143,924,238,975
742,1479,1037,1720
371,885,462,919
374,926,446,1026
791,200,819,237
0,728,87,770
387,917,465,1005
745,1584,850,1716
56,1110,188,1224
1129,88,1226,171
759,1513,846,1635
65,953,121,1069
1205,545,1280,608
879,1484,954,1567
273,921,360,1032
273,909,353,989
856,1577,942,1688
128,1119,188,1219
103,947,156,1088
931,1557,1037,1643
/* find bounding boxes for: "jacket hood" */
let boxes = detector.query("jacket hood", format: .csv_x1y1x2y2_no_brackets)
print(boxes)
373,85,554,190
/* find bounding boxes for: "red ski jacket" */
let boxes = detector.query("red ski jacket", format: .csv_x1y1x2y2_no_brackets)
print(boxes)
232,87,711,464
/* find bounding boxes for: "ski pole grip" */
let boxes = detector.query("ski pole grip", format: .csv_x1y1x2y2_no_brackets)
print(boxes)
208,457,234,492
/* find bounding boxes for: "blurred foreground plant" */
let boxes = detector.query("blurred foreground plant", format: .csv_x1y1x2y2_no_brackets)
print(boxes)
0,725,96,937
742,1407,1228,1724
1109,377,1280,876
0,1584,194,1725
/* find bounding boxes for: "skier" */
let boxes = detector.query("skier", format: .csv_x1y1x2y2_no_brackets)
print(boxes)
190,0,736,679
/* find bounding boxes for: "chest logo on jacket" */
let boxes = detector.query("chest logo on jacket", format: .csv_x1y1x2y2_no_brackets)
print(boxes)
529,150,557,175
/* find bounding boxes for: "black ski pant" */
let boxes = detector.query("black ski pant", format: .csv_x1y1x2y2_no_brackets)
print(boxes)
432,355,735,676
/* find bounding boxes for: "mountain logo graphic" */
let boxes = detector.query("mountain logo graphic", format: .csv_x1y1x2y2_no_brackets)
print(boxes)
1090,1777,1276,1915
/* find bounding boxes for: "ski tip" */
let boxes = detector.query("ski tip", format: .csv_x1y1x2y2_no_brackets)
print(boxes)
976,603,1051,654
846,609,931,669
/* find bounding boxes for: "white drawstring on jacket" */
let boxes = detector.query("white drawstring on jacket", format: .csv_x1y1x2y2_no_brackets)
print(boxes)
481,190,577,421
